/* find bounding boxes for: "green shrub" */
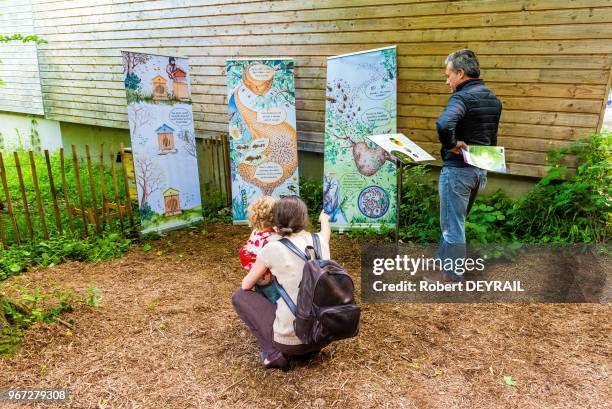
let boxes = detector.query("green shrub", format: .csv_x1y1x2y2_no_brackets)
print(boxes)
510,132,611,243
0,233,131,281
202,189,232,223
299,176,323,223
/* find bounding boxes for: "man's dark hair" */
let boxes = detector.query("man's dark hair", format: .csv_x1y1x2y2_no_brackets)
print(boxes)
273,195,309,237
445,49,480,78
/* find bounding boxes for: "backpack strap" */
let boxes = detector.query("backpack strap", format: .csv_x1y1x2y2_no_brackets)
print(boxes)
311,233,321,259
272,276,296,316
279,237,308,261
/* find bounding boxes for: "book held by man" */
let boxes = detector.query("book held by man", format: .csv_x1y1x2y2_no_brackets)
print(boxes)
461,146,507,173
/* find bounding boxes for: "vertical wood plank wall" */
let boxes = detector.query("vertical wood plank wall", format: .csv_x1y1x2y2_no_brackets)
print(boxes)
0,0,45,115
19,0,612,177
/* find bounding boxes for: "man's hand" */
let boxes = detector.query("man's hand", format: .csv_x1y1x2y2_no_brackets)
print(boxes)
449,140,468,155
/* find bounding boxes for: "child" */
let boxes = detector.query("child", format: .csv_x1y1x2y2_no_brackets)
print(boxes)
239,196,280,302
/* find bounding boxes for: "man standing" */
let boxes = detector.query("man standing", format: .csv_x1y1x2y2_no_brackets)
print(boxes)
435,49,502,281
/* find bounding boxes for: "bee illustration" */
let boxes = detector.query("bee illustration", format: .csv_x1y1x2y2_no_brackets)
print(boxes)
287,185,297,193
326,96,337,103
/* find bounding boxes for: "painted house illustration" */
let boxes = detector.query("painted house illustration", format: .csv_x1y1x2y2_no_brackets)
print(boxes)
163,187,181,216
152,75,168,100
156,124,177,154
171,68,190,101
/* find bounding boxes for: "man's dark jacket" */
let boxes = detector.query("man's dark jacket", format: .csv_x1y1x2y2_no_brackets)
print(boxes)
436,78,502,167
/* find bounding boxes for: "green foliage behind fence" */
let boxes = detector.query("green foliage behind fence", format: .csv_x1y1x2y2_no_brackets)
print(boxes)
0,146,133,245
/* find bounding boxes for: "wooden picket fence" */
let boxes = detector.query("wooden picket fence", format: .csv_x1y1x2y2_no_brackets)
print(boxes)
201,134,232,207
0,144,135,248
0,135,234,248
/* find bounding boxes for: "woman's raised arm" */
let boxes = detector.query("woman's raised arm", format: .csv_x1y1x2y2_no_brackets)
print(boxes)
319,210,331,244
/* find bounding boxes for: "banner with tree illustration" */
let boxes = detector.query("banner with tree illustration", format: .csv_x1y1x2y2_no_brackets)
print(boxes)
122,51,202,234
226,59,299,223
323,46,398,230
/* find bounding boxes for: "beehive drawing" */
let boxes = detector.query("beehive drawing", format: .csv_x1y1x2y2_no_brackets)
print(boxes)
172,68,190,101
163,187,181,216
156,124,176,154
152,75,168,100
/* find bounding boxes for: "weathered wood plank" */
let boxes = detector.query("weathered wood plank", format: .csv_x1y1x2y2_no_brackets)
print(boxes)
0,152,21,244
28,150,49,240
36,39,612,56
31,0,612,26
44,149,63,234
32,7,612,37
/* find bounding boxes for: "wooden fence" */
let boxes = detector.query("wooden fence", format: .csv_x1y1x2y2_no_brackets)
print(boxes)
0,135,234,248
201,134,232,208
0,144,135,248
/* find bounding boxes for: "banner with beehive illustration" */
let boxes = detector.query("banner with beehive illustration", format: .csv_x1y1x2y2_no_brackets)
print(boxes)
226,59,299,223
323,46,398,230
121,51,202,234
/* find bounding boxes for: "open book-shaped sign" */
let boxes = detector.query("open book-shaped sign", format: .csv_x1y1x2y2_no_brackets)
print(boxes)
367,133,435,164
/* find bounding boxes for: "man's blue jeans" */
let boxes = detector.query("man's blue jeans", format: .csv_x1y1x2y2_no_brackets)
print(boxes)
438,166,487,276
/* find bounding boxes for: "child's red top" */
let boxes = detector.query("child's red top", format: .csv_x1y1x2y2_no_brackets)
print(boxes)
239,229,274,286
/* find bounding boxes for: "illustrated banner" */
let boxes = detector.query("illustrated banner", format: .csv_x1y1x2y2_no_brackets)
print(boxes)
121,51,202,234
226,59,299,223
603,87,612,132
323,47,398,230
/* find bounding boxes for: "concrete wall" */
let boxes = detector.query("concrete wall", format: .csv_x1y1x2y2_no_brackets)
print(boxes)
0,111,62,151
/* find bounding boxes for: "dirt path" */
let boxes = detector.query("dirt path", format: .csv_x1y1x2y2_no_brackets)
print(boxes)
1,224,610,408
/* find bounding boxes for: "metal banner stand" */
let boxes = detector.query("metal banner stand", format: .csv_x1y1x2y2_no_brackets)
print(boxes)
366,133,435,247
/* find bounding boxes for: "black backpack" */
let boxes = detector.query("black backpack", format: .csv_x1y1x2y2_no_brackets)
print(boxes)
273,233,360,345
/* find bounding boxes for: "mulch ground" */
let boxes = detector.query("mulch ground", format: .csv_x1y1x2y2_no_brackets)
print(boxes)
0,224,610,409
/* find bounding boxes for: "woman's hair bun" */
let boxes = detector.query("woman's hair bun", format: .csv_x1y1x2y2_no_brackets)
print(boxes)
278,227,294,236
273,196,309,236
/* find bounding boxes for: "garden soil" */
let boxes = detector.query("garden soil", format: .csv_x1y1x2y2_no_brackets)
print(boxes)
0,224,610,408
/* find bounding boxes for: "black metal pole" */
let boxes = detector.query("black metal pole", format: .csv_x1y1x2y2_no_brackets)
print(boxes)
395,160,403,246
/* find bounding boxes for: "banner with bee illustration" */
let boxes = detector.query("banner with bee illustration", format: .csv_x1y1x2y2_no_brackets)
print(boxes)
323,46,398,230
121,51,202,234
226,59,299,224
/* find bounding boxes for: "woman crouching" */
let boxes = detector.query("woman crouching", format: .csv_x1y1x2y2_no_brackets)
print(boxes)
232,196,331,370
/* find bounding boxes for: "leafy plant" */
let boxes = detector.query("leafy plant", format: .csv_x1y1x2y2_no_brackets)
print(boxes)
300,177,323,224
84,286,102,307
1,284,103,356
510,132,611,243
0,233,131,281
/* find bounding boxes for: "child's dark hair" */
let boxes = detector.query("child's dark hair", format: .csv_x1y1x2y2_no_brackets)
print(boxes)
273,195,309,237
